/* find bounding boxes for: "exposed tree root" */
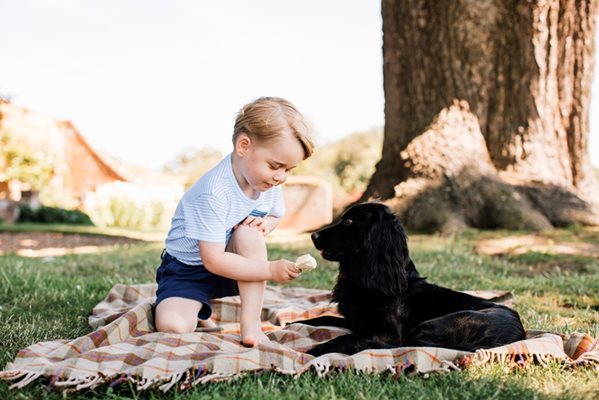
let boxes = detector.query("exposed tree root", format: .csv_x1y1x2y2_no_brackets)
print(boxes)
361,102,599,233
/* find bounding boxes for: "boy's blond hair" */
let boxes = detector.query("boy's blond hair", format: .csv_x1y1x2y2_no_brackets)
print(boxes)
233,97,314,159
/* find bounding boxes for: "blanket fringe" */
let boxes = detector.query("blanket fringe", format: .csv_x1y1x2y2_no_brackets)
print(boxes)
470,349,566,369
75,375,103,390
53,376,86,388
158,371,184,392
310,360,331,377
192,371,240,386
9,371,42,389
3,342,598,392
569,349,599,369
439,360,460,372
0,370,28,381
3,348,598,393
136,377,156,391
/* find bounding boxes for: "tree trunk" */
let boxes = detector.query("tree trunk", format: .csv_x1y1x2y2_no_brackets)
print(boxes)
364,0,599,232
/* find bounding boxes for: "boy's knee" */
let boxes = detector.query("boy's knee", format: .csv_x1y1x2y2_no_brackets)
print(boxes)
155,311,196,334
229,225,265,251
156,315,196,333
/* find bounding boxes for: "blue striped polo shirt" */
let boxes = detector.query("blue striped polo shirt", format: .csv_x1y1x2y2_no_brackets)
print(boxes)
164,153,285,265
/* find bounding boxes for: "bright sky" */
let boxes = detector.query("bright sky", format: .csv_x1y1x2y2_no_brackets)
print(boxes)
1,1,599,170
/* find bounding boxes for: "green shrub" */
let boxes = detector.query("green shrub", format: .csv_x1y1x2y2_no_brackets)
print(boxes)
0,129,56,191
17,204,94,225
293,128,383,205
82,181,181,231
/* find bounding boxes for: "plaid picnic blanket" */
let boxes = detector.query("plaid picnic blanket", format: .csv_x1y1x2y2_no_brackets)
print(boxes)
1,284,597,392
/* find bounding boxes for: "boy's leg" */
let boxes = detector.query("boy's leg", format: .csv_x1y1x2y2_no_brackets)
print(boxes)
226,224,270,347
238,281,268,346
155,297,203,333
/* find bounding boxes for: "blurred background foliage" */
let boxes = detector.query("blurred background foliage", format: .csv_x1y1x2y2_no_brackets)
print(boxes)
0,128,56,191
1,123,383,229
18,204,93,225
163,147,223,190
293,128,383,210
82,181,182,231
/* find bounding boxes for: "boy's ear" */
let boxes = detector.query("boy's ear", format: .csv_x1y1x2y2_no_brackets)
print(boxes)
235,133,252,157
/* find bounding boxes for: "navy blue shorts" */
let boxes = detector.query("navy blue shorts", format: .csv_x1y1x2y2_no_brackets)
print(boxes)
155,250,239,320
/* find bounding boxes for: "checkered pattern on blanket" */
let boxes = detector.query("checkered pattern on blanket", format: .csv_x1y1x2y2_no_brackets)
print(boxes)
1,284,597,392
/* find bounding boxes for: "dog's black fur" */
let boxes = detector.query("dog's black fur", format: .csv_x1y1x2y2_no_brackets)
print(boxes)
300,202,526,357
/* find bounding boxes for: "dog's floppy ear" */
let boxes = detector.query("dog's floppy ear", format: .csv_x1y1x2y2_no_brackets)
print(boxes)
353,211,410,295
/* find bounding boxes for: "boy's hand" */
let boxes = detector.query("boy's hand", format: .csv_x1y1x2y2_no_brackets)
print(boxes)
269,259,301,283
238,216,269,236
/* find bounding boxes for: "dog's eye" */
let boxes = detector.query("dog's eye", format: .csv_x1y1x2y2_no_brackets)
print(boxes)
343,218,353,226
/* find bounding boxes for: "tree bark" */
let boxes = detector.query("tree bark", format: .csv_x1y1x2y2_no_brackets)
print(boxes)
364,0,599,232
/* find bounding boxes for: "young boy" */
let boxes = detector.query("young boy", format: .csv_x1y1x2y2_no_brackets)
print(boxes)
155,97,314,347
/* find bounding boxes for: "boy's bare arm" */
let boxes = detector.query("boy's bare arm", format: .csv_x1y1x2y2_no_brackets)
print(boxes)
199,241,298,282
264,215,280,234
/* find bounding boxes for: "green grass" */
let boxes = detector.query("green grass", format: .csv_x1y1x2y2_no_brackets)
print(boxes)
1,229,598,399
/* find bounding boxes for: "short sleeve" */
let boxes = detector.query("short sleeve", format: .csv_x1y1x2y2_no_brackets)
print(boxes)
269,185,286,218
182,193,227,243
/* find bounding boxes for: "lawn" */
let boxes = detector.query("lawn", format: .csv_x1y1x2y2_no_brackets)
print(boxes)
0,225,598,399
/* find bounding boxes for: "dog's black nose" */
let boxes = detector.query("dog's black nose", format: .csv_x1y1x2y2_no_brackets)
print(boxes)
311,232,319,242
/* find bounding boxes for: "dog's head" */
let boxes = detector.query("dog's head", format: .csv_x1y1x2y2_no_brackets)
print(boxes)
311,202,411,294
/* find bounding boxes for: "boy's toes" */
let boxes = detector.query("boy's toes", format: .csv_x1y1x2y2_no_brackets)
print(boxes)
241,331,270,347
242,337,258,347
198,318,218,328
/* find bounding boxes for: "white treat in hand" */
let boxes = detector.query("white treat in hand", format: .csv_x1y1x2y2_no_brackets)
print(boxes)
295,254,317,272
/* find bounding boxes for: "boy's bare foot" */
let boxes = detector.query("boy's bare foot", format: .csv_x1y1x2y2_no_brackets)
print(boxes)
198,318,217,329
195,318,222,332
241,324,270,347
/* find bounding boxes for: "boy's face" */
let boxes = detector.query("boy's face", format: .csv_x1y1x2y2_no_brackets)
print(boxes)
235,131,304,194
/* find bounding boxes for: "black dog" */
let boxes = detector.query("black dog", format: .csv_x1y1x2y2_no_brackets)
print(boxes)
300,202,526,357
